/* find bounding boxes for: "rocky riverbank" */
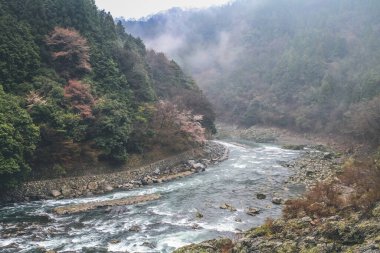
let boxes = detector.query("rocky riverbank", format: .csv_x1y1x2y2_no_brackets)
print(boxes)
217,123,347,188
215,123,363,155
174,201,380,252
0,141,228,203
281,146,343,189
174,126,380,253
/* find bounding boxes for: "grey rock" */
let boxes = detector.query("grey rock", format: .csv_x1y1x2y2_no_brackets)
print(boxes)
256,193,267,199
142,241,157,249
301,216,312,223
192,223,201,229
220,203,237,211
104,185,113,192
187,160,196,166
87,182,98,191
50,190,61,197
272,197,283,205
192,163,206,170
61,185,72,197
246,207,261,216
195,211,204,218
107,206,129,215
129,225,141,232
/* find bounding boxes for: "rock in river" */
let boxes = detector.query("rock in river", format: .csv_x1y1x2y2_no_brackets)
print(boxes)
195,211,204,218
246,207,261,216
272,197,283,205
256,193,267,199
53,194,161,215
129,225,141,232
220,203,237,212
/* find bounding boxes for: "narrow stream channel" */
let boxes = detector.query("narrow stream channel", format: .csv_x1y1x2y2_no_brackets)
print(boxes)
0,140,303,253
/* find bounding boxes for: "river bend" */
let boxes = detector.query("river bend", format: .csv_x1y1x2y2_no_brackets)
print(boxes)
0,141,302,253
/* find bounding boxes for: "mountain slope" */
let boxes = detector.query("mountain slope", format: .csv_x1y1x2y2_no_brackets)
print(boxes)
0,0,215,188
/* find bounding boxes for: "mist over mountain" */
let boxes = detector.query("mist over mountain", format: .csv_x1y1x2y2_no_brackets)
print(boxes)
123,0,380,143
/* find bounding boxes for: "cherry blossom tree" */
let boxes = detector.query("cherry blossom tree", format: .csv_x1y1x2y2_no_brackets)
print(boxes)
64,80,95,118
45,27,91,77
152,100,206,147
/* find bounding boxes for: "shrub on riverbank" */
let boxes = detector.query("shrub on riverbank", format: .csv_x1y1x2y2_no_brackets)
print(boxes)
284,154,380,219
231,153,380,252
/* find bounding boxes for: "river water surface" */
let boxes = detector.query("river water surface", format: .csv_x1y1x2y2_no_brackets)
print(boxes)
0,141,303,253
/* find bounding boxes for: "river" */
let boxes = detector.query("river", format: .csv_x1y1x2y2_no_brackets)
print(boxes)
0,141,303,253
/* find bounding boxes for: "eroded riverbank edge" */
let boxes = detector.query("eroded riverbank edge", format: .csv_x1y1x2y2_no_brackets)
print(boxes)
0,141,229,203
174,126,380,253
217,124,347,189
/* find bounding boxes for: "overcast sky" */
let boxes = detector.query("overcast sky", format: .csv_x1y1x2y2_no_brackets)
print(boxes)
94,0,232,19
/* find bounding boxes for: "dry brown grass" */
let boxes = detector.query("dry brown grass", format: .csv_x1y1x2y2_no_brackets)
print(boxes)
339,158,380,211
220,241,234,253
284,155,380,219
284,181,343,219
264,217,284,234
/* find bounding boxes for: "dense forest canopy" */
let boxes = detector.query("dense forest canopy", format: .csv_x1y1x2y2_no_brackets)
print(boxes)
124,0,380,143
0,0,216,189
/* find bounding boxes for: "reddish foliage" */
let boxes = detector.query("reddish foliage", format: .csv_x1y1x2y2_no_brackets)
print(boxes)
284,157,380,219
339,159,380,211
151,100,206,150
64,80,95,118
177,112,206,144
284,182,343,219
45,27,91,75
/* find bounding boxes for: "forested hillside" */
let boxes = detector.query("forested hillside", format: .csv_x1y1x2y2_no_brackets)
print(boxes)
124,0,380,144
0,0,215,189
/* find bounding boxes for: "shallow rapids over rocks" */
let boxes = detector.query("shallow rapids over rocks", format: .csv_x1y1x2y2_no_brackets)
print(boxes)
0,141,303,253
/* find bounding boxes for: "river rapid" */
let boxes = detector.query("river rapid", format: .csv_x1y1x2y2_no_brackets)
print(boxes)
0,141,303,253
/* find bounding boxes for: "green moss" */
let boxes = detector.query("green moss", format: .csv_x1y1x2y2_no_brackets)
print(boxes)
282,144,306,150
246,224,272,238
173,246,211,253
343,248,355,253
173,238,233,253
357,220,380,236
300,247,320,253
286,219,309,230
372,204,380,217
277,241,297,252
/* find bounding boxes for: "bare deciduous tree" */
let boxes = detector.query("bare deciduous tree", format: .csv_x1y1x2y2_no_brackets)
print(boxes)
45,27,91,76
64,80,95,118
